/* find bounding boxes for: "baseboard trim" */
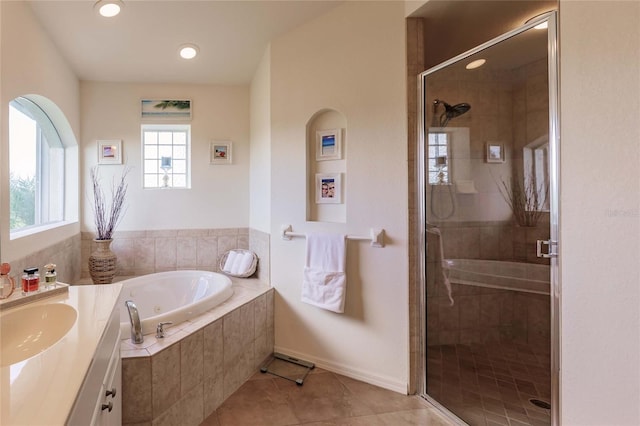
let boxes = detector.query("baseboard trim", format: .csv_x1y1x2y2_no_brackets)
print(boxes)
273,345,407,394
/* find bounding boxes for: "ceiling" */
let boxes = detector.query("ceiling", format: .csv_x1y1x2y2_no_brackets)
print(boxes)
26,1,343,85
411,0,557,69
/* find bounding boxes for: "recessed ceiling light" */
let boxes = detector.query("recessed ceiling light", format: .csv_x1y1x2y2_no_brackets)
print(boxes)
466,59,486,70
94,0,124,18
179,44,199,60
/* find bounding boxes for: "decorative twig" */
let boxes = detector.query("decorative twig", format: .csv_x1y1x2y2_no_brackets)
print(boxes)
496,173,548,227
91,167,130,240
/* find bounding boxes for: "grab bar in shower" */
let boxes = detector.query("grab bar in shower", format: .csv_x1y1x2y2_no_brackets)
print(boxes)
281,224,385,248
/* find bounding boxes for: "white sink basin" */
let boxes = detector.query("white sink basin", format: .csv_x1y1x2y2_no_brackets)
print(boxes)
1,303,77,366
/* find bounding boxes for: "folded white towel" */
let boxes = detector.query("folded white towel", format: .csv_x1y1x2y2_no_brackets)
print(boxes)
301,232,347,313
234,252,254,275
223,250,238,273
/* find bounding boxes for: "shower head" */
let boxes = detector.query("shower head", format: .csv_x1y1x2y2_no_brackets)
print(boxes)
432,99,471,127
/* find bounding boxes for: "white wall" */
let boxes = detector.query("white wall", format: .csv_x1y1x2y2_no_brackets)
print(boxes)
0,1,80,262
269,1,409,392
249,47,271,233
80,82,250,233
560,1,640,424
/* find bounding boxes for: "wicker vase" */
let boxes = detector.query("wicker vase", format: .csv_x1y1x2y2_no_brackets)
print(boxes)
89,239,117,284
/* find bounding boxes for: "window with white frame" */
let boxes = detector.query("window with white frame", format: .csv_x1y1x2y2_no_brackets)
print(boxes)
428,131,451,184
142,124,190,189
9,97,65,234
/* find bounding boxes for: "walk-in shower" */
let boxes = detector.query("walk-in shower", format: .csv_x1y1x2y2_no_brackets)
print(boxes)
417,11,560,426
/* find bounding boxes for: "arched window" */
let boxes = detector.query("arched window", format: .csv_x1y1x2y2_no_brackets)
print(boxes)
9,96,66,234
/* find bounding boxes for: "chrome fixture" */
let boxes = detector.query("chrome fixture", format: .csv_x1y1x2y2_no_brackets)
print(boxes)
125,300,143,344
432,99,471,127
156,322,173,339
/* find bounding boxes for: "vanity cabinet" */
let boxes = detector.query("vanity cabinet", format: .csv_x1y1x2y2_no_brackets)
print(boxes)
67,306,121,425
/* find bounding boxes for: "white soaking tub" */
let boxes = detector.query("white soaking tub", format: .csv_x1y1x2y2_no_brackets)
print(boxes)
443,259,550,295
117,270,233,337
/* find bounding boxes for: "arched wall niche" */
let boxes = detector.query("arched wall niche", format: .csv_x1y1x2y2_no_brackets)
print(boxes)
306,108,346,223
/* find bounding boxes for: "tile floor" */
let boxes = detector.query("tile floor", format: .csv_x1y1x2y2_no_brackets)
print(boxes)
426,342,551,426
200,366,455,426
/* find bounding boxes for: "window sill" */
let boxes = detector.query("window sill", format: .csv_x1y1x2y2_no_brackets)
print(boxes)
9,220,77,241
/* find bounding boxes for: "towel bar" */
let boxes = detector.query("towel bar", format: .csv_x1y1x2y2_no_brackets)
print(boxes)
281,224,385,248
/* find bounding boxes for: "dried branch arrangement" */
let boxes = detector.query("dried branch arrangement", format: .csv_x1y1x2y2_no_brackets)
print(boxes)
497,174,548,227
91,166,130,240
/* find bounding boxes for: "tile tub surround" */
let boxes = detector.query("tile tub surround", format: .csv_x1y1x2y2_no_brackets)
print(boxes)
120,278,274,426
81,228,270,281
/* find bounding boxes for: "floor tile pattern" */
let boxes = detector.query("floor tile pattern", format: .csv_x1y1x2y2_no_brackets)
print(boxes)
426,342,551,426
201,367,455,426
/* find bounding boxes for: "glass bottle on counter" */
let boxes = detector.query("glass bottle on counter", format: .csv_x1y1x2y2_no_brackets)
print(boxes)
21,267,40,295
0,263,15,299
44,264,57,290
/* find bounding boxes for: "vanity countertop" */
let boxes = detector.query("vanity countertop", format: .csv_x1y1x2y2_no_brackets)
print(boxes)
0,283,122,425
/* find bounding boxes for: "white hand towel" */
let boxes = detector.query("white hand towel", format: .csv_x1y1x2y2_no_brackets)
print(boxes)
301,232,347,313
223,250,238,273
235,252,254,275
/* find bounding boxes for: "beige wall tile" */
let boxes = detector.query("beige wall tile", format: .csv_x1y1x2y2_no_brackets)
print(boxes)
197,237,218,268
134,238,156,270
151,343,181,418
181,329,204,394
122,357,152,424
176,237,197,268
155,238,177,269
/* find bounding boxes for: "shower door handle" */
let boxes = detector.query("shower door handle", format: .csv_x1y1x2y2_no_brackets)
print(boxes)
536,240,558,258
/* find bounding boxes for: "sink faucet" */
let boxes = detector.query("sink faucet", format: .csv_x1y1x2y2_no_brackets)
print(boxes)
125,300,143,344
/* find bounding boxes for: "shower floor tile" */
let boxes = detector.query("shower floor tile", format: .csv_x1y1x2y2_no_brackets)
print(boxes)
426,342,551,426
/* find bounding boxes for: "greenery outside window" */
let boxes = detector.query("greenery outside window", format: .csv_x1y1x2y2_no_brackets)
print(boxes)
9,97,65,234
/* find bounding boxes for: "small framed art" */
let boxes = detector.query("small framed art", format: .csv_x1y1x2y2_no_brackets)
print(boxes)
316,173,342,204
210,141,232,165
486,142,505,163
97,140,122,165
316,129,342,161
141,99,191,120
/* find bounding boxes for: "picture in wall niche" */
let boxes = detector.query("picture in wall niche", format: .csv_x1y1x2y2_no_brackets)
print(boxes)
141,99,191,119
316,129,342,161
97,140,122,165
316,173,342,204
486,142,505,163
210,141,232,164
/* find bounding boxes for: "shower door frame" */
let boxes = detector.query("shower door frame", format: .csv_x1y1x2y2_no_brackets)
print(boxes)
415,12,560,425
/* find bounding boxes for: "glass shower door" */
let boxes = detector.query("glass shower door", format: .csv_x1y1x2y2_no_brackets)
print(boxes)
419,12,559,426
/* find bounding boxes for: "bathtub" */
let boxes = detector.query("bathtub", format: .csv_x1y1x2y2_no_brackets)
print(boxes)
443,259,549,295
117,270,233,337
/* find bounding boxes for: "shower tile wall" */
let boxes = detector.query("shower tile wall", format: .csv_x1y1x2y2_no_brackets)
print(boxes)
426,57,551,351
81,228,271,282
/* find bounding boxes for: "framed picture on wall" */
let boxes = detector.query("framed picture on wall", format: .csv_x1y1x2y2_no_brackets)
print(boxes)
97,140,122,165
316,129,342,161
315,173,342,204
210,141,232,165
486,142,505,163
141,99,192,120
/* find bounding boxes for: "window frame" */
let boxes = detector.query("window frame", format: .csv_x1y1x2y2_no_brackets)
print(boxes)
9,96,67,237
141,123,191,189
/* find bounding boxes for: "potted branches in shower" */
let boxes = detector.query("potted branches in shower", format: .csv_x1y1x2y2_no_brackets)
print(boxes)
89,166,130,284
497,173,549,227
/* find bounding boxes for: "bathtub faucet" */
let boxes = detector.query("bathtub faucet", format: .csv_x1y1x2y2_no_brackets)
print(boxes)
125,300,144,344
